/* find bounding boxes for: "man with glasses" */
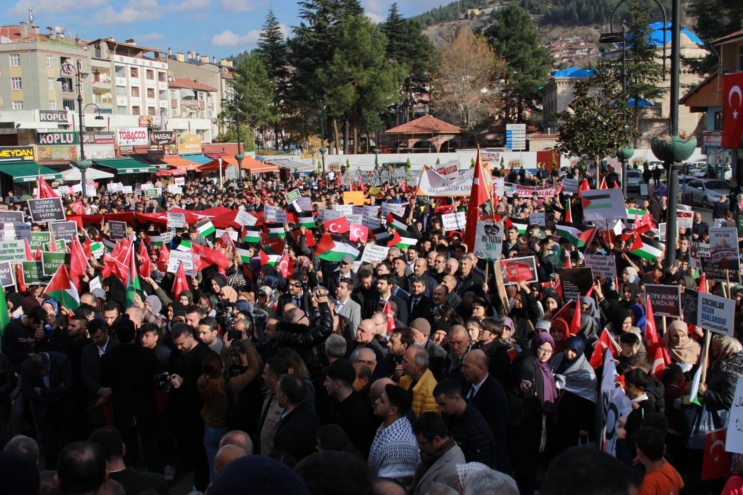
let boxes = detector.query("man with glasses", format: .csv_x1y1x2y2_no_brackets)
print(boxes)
277,273,306,318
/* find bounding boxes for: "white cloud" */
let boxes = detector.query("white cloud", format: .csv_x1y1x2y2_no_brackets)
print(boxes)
7,0,106,17
219,0,265,12
93,0,162,24
210,29,260,47
136,32,164,42
166,0,211,12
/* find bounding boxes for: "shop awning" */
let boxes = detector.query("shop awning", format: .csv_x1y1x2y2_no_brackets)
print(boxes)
60,167,115,182
199,155,278,173
0,162,63,183
182,154,214,165
162,156,202,171
265,159,315,171
92,158,157,174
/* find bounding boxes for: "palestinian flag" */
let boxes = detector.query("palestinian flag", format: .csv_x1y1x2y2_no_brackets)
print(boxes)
503,217,527,235
263,241,285,256
555,222,597,248
125,246,143,308
242,226,262,244
260,250,281,266
148,235,164,247
195,218,216,238
397,236,418,249
297,212,316,229
176,240,192,252
90,242,105,258
387,213,408,232
626,208,647,218
235,247,252,263
630,235,665,262
372,227,393,244
264,224,286,239
315,234,360,262
103,238,116,253
46,264,80,311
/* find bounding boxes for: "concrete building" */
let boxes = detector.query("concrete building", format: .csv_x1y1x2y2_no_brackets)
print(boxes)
541,67,596,135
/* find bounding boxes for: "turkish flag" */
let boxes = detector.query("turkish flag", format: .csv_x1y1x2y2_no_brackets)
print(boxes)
324,217,349,234
722,72,743,148
349,224,369,243
701,428,731,481
633,211,656,235
384,300,395,334
589,328,621,369
462,148,491,253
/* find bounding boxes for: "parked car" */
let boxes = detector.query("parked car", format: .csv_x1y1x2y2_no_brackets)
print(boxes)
625,169,646,195
683,178,731,208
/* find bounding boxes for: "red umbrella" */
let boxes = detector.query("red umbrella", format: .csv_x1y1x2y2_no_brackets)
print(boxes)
155,169,187,176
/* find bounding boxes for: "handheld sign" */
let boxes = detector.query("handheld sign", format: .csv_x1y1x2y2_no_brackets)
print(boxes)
109,221,128,241
645,284,681,318
42,252,70,276
0,240,27,262
697,292,735,336
264,205,287,224
167,213,187,229
0,211,24,223
442,212,467,232
474,220,503,261
50,221,78,242
500,256,538,284
27,198,66,223
285,189,301,204
360,244,390,264
583,254,618,279
0,261,15,287
22,261,48,285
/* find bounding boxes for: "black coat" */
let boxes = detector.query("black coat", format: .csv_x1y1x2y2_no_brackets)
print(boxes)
373,295,409,326
81,338,120,424
166,341,213,413
443,404,496,468
353,287,381,321
508,352,546,476
273,403,322,461
704,352,743,412
407,295,433,322
463,375,510,472
457,271,484,297
277,291,309,318
109,468,168,495
21,351,75,423
325,391,373,457
276,302,333,372
0,353,17,424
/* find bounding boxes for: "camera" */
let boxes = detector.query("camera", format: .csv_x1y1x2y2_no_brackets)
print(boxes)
153,373,172,394
216,301,236,335
227,330,242,341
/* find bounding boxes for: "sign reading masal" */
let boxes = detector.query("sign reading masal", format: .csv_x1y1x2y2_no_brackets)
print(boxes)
116,127,149,146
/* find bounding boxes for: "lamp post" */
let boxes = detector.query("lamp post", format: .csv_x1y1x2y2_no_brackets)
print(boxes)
223,94,244,189
319,147,328,175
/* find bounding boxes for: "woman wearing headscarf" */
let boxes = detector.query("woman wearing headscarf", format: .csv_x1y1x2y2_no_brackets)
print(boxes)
548,319,569,356
541,289,562,321
548,336,597,460
619,283,640,308
697,335,743,413
627,303,646,333
218,286,238,304
254,286,276,316
663,320,701,374
209,274,227,297
508,332,558,495
6,293,23,319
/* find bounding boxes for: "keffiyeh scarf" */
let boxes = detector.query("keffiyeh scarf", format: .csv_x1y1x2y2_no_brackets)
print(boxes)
368,416,421,479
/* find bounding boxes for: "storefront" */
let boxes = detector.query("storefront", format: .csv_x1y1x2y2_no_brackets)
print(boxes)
702,131,734,181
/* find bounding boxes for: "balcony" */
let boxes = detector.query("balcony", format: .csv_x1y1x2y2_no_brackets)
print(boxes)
93,91,113,105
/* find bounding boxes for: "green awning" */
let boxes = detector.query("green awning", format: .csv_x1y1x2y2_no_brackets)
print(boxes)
92,158,156,174
0,162,63,183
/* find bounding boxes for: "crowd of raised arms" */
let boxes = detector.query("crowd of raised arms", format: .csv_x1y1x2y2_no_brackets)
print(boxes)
0,162,742,495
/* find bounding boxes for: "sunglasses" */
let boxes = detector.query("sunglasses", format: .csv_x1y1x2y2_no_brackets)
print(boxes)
292,283,303,288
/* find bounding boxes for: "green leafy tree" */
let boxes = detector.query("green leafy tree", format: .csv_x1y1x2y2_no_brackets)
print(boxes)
214,124,256,150
256,10,289,150
555,67,639,165
484,5,552,122
686,0,743,75
228,56,276,148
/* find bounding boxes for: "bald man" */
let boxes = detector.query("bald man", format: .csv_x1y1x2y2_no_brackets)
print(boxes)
213,444,247,477
440,326,471,386
461,350,510,473
219,430,253,455
352,347,377,375
349,319,385,365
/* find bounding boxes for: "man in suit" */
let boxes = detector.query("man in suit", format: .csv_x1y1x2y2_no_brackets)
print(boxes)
691,211,709,240
81,320,119,431
89,426,168,495
375,274,408,325
407,259,438,298
22,351,75,469
334,277,361,336
327,255,359,298
100,319,162,473
352,267,379,320
407,276,433,322
461,350,510,473
273,374,321,462
410,412,466,495
276,273,307,318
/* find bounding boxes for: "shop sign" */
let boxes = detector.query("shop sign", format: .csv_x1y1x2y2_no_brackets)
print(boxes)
0,146,34,162
37,131,79,145
38,110,69,123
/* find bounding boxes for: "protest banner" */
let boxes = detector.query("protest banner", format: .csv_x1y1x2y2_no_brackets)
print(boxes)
583,254,618,279
557,267,594,302
22,261,48,285
263,205,287,224
726,378,743,453
27,198,66,222
707,227,741,283
500,256,538,284
42,252,70,276
0,240,27,262
381,202,406,217
677,211,693,230
167,250,196,277
167,212,187,229
562,178,580,194
529,213,545,226
108,221,128,241
441,212,467,232
50,221,78,242
285,189,301,204
30,232,51,249
343,191,365,205
0,261,14,287
417,167,475,197
580,189,627,221
504,183,557,198
0,211,23,223
473,220,503,261
360,244,390,264
697,292,735,336
645,284,681,318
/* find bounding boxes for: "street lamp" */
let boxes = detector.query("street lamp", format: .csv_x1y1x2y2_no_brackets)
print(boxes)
319,147,328,175
222,94,244,189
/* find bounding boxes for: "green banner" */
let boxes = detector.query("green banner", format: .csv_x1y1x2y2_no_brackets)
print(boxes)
41,252,69,276
30,232,51,249
43,240,66,251
22,261,49,285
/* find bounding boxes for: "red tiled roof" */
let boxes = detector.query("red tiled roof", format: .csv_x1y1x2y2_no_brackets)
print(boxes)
168,78,217,92
712,29,743,45
1,25,52,42
386,115,464,134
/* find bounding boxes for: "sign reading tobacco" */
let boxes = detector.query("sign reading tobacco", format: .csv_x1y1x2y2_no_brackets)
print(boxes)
116,127,149,146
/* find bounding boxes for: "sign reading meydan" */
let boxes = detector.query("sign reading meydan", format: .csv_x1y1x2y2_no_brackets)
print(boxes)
0,146,34,162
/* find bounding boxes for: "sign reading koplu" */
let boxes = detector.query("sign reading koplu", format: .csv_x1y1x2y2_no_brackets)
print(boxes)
38,110,69,123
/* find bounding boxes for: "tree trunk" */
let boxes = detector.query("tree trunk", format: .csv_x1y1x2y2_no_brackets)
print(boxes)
333,117,340,155
353,107,359,155
343,118,349,155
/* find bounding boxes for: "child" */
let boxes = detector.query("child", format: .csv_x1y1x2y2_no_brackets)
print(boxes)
616,333,641,375
624,369,655,436
635,427,684,495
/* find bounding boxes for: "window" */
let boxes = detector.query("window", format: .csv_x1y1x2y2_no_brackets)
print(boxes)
146,69,154,80
148,106,156,115
48,77,55,90
198,92,205,101
171,108,179,117
116,86,126,97
11,78,22,90
115,65,125,77
131,87,140,97
200,111,205,118
170,90,177,100
159,90,166,99
714,110,723,131
208,110,213,118
49,101,56,110
132,106,141,115
158,72,166,82
46,55,54,67
12,101,23,110
63,99,75,110
130,67,138,78
117,106,127,115
147,88,155,98
9,54,20,67
60,77,73,93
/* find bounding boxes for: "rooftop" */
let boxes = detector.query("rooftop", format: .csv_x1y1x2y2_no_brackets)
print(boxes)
169,77,217,92
386,115,464,134
711,29,743,46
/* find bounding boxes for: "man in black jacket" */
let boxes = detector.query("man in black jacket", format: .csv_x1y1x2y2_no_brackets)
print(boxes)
81,320,119,432
457,255,484,297
2,306,48,372
274,374,321,461
276,273,307,318
352,267,379,320
375,275,408,325
407,276,433,322
433,378,496,469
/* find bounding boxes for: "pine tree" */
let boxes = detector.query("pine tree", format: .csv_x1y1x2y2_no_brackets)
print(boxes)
256,10,289,150
686,0,743,75
229,56,277,148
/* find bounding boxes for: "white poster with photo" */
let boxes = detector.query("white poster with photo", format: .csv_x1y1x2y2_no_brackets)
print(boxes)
263,205,287,224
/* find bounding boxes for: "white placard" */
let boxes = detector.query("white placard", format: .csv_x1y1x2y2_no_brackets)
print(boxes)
215,229,238,241
363,205,380,218
295,197,312,212
264,205,287,224
584,254,618,278
122,186,133,194
727,377,743,453
2,223,31,242
168,212,187,229
381,202,405,217
86,186,97,197
677,211,693,230
89,276,102,293
352,207,365,215
441,212,467,232
107,183,119,192
235,209,257,226
167,250,196,276
494,177,505,199
362,216,381,230
580,188,627,221
141,183,154,190
174,177,185,186
347,214,363,226
697,291,735,336
334,204,353,216
360,244,390,263
72,183,82,193
0,240,27,262
529,212,546,226
322,209,342,221
562,178,579,194
167,185,183,194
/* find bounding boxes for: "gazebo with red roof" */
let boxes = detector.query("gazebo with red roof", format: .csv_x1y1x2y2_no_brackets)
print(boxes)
385,115,465,152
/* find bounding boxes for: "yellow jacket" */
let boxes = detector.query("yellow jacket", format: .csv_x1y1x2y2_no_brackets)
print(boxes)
399,369,440,417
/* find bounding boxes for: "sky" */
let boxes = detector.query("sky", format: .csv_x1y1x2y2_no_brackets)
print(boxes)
5,0,449,59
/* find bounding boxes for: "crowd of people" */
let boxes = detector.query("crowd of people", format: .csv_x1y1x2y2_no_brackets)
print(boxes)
0,162,741,495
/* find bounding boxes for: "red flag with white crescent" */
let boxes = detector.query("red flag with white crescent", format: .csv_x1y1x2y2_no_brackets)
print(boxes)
384,300,395,334
324,217,349,234
349,224,368,243
278,252,291,278
722,72,743,148
701,428,732,480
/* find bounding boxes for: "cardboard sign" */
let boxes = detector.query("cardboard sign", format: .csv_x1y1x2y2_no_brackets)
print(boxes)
30,232,51,249
362,216,381,230
0,240,27,262
285,189,301,204
264,205,287,224
583,254,618,279
677,211,693,230
168,213,187,229
145,188,160,198
51,221,78,242
0,261,15,287
557,267,595,302
174,177,185,186
333,204,354,216
562,178,579,194
108,221,128,241
122,186,133,194
442,212,467,232
474,220,503,261
346,214,363,226
363,205,380,218
22,261,48,285
500,256,538,284
27,198,66,222
42,252,70,276
697,291,735,336
234,209,257,227
726,377,743,454
294,197,312,212
529,212,545,226
504,183,557,198
0,211,23,223
707,227,741,283
167,185,183,194
381,202,405,217
321,209,342,221
580,189,627,221
167,250,196,276
343,191,365,205
645,284,681,318
360,244,390,264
